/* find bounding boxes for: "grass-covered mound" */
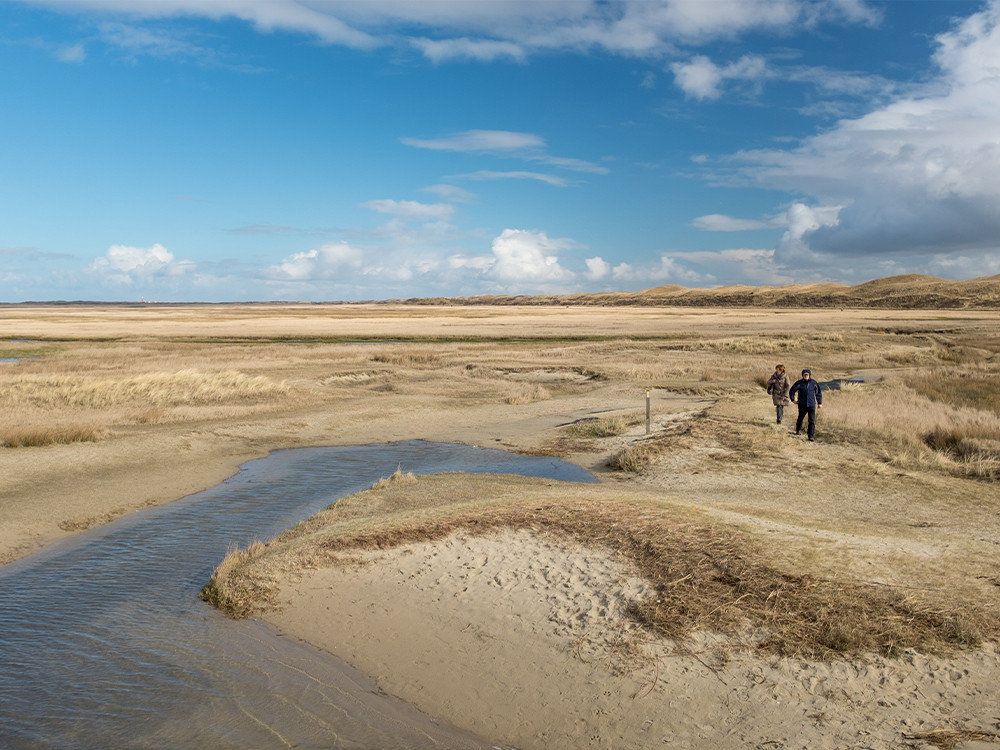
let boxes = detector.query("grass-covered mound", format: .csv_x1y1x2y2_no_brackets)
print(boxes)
203,472,993,659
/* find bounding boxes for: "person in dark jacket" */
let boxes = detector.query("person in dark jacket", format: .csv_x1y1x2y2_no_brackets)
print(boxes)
789,368,823,441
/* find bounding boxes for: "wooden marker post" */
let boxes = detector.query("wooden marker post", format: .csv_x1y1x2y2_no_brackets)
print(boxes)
646,391,651,434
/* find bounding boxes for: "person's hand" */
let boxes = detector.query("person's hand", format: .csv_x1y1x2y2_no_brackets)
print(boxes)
818,404,822,409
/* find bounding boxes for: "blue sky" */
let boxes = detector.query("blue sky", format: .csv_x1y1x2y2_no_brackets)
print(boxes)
2,0,999,302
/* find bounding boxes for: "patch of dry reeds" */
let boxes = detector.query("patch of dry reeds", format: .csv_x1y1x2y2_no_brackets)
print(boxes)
823,378,1000,480
0,424,105,448
562,414,633,438
681,332,858,356
608,441,663,472
502,384,551,405
0,369,288,408
370,350,441,366
370,465,416,490
904,367,1000,415
203,477,993,657
201,540,269,613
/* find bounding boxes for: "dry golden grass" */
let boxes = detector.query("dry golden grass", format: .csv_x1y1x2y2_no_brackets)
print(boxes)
0,424,105,448
822,377,1000,480
608,440,664,472
370,464,417,490
561,414,635,438
502,384,552,405
1,369,288,408
905,367,1000,414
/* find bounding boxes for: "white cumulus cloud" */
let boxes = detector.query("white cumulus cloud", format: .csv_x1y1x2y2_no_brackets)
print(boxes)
487,229,577,285
89,243,195,283
267,241,364,281
584,256,611,280
671,54,768,100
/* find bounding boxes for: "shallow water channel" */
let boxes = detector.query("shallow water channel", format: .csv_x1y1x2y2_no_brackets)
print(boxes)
0,441,594,749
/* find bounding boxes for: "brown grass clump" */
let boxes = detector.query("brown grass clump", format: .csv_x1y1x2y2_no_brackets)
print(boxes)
502,384,551,405
1,424,105,448
201,540,269,614
370,350,441,366
607,441,663,472
561,414,633,438
203,476,993,657
370,464,417,490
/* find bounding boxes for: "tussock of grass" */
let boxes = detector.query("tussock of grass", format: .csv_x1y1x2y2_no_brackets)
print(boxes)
1,424,105,448
201,540,268,613
562,415,633,438
202,475,993,658
370,465,416,490
607,421,696,472
503,384,551,405
608,441,663,472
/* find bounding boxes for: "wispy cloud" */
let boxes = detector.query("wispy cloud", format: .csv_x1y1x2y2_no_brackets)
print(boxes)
691,214,778,231
227,224,303,236
361,199,455,221
404,129,608,177
453,170,570,187
17,0,883,62
421,184,478,203
401,130,545,153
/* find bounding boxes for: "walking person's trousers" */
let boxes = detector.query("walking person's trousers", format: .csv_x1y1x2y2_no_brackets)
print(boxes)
796,404,816,439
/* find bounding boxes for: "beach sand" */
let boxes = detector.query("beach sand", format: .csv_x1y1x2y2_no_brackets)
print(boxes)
265,529,1000,750
265,531,1000,750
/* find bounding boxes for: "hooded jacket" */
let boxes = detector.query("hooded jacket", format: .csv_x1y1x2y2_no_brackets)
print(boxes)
767,369,791,406
790,370,823,408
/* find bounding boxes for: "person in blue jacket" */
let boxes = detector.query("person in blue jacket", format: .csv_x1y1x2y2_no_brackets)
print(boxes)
789,368,823,441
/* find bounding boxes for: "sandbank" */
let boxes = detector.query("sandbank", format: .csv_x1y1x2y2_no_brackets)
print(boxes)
266,528,1000,750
